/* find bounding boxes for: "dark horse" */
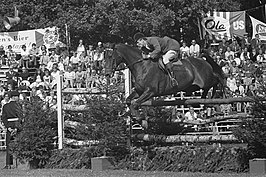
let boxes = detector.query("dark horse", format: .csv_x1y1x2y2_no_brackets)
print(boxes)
105,44,224,118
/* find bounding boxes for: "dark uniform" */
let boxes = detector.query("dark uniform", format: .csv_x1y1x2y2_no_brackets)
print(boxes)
1,91,21,168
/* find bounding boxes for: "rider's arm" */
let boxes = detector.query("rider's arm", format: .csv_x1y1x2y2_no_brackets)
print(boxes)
148,38,161,59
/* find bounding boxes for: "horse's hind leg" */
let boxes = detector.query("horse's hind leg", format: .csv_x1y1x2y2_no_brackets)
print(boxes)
201,89,209,99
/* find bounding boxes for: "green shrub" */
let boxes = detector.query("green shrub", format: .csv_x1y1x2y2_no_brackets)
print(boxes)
233,83,266,159
10,97,57,168
117,146,249,173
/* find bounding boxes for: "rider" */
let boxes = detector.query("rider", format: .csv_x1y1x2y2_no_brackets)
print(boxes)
133,32,180,86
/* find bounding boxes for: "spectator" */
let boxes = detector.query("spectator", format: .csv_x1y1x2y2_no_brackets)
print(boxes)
87,45,94,63
227,74,237,92
75,66,85,88
40,45,48,55
19,67,30,88
50,63,60,89
6,66,18,89
180,41,190,57
39,50,50,66
189,40,200,57
250,48,258,63
70,52,79,70
64,66,75,88
0,45,6,66
20,45,30,68
222,62,230,77
30,69,44,89
79,51,86,70
58,57,65,71
62,52,70,70
216,47,225,66
28,43,39,67
36,85,45,100
43,69,52,90
93,48,104,73
76,39,86,58
47,55,57,71
1,92,10,110
256,48,265,63
5,45,17,67
224,46,234,61
240,47,250,62
49,50,59,63
0,85,5,99
240,33,251,49
230,38,241,56
251,34,261,50
184,106,197,121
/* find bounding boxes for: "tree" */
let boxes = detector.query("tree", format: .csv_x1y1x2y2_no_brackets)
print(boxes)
0,0,242,49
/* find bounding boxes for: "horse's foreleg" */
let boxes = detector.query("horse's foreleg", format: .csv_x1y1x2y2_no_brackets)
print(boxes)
125,89,139,106
132,88,155,109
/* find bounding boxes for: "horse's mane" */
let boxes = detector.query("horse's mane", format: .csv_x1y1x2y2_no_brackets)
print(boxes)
115,43,142,56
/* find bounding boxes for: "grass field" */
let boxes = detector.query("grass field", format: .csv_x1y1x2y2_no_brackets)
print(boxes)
0,169,265,177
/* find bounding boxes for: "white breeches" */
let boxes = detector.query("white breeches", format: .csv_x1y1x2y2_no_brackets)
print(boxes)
162,50,177,64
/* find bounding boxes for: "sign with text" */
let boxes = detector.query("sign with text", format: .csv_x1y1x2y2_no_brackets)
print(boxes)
202,11,246,40
250,16,266,41
0,27,59,53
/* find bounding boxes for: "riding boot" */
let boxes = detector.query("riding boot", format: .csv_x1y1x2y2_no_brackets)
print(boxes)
166,63,178,86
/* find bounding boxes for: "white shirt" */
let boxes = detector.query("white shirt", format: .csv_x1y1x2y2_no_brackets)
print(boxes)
20,48,29,56
189,44,200,56
70,56,80,64
184,111,197,121
180,46,190,56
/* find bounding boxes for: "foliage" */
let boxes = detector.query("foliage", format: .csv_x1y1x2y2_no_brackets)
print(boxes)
116,145,249,173
233,83,266,158
0,0,243,48
45,146,129,169
9,97,58,168
64,81,128,154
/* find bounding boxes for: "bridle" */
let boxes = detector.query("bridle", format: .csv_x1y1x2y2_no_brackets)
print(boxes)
110,48,144,72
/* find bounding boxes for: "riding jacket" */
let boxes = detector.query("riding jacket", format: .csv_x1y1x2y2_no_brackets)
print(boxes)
144,36,180,59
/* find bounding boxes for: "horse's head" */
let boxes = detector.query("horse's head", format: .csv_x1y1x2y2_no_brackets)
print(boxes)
104,45,122,77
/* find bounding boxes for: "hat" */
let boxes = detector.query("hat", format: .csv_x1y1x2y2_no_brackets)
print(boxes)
10,90,19,97
133,32,145,42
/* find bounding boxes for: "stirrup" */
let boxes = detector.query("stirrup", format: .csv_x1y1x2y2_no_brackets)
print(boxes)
170,77,178,86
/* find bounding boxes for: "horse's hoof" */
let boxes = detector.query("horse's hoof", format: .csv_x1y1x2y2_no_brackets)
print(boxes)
142,120,148,129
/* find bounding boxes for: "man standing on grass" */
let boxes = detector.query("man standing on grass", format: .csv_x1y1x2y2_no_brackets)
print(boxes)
1,91,22,169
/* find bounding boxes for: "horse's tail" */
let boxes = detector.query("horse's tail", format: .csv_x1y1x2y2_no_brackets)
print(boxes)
201,53,226,97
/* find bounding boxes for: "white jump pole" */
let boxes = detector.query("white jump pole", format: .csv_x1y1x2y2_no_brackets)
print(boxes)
57,74,64,149
124,68,131,98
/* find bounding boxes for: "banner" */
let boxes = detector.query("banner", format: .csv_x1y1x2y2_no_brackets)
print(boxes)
0,27,59,53
201,11,246,40
250,16,266,41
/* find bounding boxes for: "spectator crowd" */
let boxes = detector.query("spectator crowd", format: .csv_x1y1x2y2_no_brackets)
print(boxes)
0,39,124,113
0,32,265,115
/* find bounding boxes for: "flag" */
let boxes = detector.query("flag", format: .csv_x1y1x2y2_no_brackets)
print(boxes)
249,15,266,42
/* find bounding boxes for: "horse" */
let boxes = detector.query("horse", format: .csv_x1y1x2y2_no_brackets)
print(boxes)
105,44,225,119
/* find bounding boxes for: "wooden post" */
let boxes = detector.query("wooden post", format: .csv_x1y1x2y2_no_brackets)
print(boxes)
57,74,64,149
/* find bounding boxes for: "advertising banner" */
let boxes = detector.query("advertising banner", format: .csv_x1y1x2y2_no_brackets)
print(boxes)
0,27,59,53
250,16,266,41
201,11,246,40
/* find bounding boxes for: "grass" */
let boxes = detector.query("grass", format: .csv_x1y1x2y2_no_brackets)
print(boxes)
0,169,265,177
